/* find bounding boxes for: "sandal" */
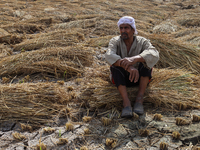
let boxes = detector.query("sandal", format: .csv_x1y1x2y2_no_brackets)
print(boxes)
133,102,144,115
121,106,133,118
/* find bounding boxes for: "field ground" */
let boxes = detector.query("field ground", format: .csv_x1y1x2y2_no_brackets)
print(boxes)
0,0,200,149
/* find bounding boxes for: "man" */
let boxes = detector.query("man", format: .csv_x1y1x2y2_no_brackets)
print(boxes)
105,16,159,118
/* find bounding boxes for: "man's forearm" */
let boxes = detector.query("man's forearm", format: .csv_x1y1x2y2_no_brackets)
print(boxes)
130,55,145,64
113,59,122,67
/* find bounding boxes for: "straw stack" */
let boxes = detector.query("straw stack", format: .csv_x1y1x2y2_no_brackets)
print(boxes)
0,46,93,78
0,83,69,124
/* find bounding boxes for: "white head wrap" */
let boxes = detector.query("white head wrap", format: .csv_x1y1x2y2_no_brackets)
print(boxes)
117,16,138,34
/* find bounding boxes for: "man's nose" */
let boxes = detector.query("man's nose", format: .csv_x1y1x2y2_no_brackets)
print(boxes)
121,28,125,32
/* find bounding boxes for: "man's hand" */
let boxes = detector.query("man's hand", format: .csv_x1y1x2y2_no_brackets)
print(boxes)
120,55,144,70
127,66,139,83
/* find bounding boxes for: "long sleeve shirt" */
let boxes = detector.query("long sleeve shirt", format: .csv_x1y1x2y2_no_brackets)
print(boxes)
105,35,159,69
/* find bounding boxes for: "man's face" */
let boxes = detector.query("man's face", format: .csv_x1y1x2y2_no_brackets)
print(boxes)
119,24,135,40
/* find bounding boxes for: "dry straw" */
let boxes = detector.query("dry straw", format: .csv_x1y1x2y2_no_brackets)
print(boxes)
0,46,93,78
13,29,85,51
82,67,200,110
12,132,26,141
57,138,68,145
151,35,200,74
0,83,70,125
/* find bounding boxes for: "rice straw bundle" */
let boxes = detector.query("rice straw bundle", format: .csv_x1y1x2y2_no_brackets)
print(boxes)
150,35,200,74
51,18,96,29
13,29,85,51
82,68,200,110
146,68,200,109
0,82,69,124
0,46,93,78
87,35,114,47
1,23,45,34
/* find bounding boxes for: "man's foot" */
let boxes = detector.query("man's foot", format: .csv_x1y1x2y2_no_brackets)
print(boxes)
134,95,144,115
121,106,133,118
133,102,144,115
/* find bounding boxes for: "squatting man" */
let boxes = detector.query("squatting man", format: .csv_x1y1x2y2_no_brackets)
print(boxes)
105,16,159,118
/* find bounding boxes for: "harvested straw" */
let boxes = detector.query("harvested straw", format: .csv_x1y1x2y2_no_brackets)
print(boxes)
36,141,46,150
0,83,70,125
0,46,93,78
172,131,180,140
176,117,190,126
66,122,74,131
192,115,200,122
82,68,200,110
82,116,92,122
12,132,26,141
87,35,114,47
138,129,150,137
51,18,96,29
160,142,168,150
150,35,200,74
1,23,44,34
80,146,88,150
153,114,163,121
101,117,112,126
84,128,90,134
43,127,55,134
13,29,85,51
106,138,117,148
57,138,68,145
21,123,32,132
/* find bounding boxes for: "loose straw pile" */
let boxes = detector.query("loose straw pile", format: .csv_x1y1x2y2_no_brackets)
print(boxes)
0,46,93,78
0,83,70,124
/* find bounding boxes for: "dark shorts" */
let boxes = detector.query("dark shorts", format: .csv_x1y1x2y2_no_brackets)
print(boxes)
110,63,152,87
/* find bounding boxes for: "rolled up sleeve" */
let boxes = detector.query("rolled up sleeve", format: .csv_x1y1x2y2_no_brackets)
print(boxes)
139,40,159,68
105,37,121,66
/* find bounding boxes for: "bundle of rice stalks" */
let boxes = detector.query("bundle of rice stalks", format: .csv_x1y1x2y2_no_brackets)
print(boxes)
84,128,90,134
153,114,163,121
21,123,32,132
57,138,68,145
36,140,46,150
1,23,44,34
146,68,200,109
82,68,200,110
0,46,93,78
65,122,74,131
176,117,190,126
82,116,92,122
87,35,114,47
13,29,85,51
160,142,168,150
51,18,96,29
0,82,70,125
106,138,117,148
101,117,112,126
192,115,200,122
138,129,150,137
172,131,180,140
80,146,88,150
43,127,55,134
12,132,26,141
150,35,200,74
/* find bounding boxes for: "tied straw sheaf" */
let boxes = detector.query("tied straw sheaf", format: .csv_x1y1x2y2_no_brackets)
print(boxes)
0,46,93,78
0,46,93,125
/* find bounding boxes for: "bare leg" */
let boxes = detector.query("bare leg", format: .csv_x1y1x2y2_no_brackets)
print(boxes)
118,85,131,108
136,76,150,103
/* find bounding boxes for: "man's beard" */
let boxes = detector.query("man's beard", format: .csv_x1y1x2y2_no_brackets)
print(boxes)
121,32,129,40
